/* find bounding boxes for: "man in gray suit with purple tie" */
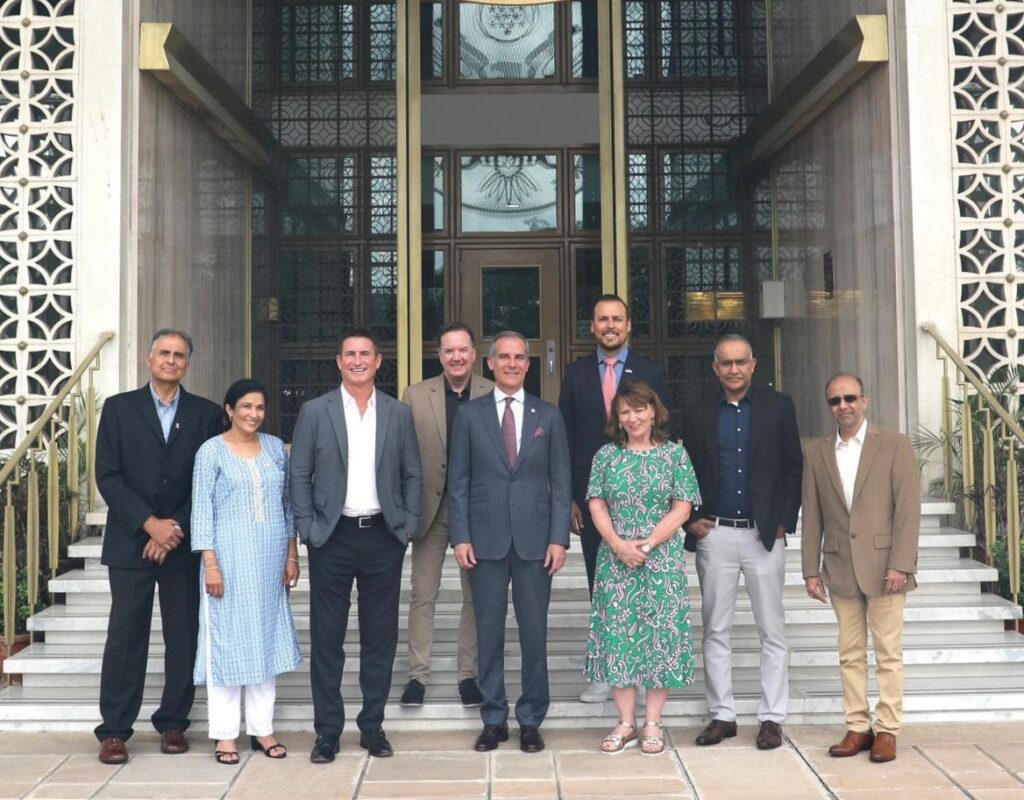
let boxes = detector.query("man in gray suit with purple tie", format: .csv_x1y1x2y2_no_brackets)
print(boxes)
448,331,572,755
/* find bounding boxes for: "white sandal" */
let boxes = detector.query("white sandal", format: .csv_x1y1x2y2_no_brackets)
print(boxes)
601,721,638,754
640,720,665,755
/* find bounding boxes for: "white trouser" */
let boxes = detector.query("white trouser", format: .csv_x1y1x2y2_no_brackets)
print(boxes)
695,521,788,723
206,677,277,740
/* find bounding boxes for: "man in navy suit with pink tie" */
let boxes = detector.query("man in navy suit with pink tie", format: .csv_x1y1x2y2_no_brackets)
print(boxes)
558,294,672,703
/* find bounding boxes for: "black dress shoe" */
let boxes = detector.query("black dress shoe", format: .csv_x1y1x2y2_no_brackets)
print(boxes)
359,728,394,758
458,678,483,708
309,734,340,764
519,725,545,753
695,719,738,746
400,679,426,707
474,724,509,752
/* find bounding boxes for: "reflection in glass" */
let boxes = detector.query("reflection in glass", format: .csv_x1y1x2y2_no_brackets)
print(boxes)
629,247,651,338
461,154,558,233
459,2,555,80
665,245,743,335
574,154,601,231
625,1,646,78
284,157,356,235
659,0,738,78
572,1,599,79
575,249,602,337
369,2,397,81
370,155,397,235
422,155,445,233
422,250,445,344
628,152,648,230
279,4,355,82
421,2,444,80
481,267,540,338
662,152,737,231
370,249,398,339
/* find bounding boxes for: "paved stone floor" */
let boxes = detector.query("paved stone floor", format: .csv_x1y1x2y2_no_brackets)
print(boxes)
1,723,1024,799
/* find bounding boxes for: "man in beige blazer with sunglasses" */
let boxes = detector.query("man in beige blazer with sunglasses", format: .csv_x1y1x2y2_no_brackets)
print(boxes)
801,373,920,764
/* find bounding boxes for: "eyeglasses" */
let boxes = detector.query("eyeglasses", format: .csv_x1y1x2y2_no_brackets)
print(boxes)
827,394,862,407
715,359,752,369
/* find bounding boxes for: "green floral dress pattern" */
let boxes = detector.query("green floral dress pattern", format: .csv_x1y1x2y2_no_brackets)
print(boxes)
584,441,701,688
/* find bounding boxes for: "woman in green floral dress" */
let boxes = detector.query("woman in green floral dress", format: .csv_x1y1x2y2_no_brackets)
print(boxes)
584,380,700,755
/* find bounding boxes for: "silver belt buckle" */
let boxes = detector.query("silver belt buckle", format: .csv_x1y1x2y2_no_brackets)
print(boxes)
358,515,373,529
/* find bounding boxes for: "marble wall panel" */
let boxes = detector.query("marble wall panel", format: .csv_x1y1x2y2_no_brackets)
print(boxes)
769,0,887,92
141,0,248,100
135,0,249,401
774,67,901,436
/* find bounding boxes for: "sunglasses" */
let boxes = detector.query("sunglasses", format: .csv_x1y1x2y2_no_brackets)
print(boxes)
827,394,862,407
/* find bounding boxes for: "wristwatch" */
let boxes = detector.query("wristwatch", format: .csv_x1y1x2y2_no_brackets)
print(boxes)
640,542,652,554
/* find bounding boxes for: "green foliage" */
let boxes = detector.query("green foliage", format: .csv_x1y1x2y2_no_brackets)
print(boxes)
912,364,1024,603
0,568,34,635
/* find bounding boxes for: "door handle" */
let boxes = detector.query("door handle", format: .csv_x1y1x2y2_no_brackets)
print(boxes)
546,339,556,376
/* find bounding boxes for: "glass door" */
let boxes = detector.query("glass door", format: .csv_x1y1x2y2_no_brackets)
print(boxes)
458,247,562,402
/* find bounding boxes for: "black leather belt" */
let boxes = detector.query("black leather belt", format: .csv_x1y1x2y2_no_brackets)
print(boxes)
341,513,383,529
712,516,756,529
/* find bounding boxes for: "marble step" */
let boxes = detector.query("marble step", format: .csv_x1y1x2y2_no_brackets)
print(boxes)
26,593,1022,642
9,629,1024,678
3,678,1024,731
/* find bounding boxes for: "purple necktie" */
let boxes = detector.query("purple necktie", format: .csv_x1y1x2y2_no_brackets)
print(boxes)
502,396,517,466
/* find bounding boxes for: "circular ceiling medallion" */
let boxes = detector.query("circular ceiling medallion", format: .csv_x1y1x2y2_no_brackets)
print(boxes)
477,6,538,43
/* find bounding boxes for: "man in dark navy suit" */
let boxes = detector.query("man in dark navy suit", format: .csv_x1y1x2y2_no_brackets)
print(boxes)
94,329,222,764
557,294,671,703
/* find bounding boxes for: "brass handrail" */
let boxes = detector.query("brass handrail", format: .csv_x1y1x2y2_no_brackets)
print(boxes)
2,332,114,675
921,322,1022,603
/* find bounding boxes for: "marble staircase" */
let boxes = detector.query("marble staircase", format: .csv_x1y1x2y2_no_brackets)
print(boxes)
1,501,1023,731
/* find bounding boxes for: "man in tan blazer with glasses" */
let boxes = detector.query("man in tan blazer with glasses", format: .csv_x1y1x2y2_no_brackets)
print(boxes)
801,373,920,764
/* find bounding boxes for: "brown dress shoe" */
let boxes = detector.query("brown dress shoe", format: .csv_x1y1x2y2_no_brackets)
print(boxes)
159,730,189,754
829,730,875,758
98,736,128,764
695,719,738,746
869,732,897,763
756,721,783,750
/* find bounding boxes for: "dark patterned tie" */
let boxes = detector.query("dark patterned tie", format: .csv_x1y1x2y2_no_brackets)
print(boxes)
501,396,517,467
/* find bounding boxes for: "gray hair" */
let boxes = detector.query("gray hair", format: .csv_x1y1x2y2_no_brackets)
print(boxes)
488,331,530,359
825,372,865,396
150,328,194,359
713,333,753,362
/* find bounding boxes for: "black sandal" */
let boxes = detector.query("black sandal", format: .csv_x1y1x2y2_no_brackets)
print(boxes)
214,742,240,765
251,735,287,759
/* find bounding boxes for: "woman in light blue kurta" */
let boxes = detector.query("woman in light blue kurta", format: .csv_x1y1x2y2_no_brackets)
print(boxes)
191,379,301,764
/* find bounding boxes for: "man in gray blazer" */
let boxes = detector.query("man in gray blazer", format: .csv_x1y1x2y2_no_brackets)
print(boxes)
290,328,422,762
449,331,572,754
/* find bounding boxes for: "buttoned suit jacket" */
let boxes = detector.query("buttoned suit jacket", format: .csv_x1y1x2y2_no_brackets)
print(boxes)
96,385,222,570
289,388,422,548
558,350,672,507
681,384,803,552
448,392,572,561
401,373,494,538
800,423,921,597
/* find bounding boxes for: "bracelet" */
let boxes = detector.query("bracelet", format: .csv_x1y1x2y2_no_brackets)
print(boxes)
287,557,299,563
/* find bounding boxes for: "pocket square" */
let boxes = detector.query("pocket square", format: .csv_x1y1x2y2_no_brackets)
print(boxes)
533,428,546,438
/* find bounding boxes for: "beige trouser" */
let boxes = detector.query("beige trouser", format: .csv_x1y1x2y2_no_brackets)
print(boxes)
830,591,906,735
407,493,477,683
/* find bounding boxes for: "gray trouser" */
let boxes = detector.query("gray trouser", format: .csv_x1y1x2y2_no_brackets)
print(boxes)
695,521,789,723
407,495,478,683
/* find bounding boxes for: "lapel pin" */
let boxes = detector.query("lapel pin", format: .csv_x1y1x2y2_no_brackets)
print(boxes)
624,368,633,374
175,422,180,429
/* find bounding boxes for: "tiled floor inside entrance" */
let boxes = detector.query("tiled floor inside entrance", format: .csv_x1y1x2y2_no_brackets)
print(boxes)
2,723,1024,799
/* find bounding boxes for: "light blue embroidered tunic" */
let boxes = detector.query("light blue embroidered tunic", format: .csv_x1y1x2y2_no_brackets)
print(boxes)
191,433,302,687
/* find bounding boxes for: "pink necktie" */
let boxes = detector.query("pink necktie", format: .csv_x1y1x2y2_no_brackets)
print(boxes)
602,357,618,420
501,396,517,466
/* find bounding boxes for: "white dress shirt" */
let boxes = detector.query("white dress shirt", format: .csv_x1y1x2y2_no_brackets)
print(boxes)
341,386,382,516
834,418,868,511
493,387,525,453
